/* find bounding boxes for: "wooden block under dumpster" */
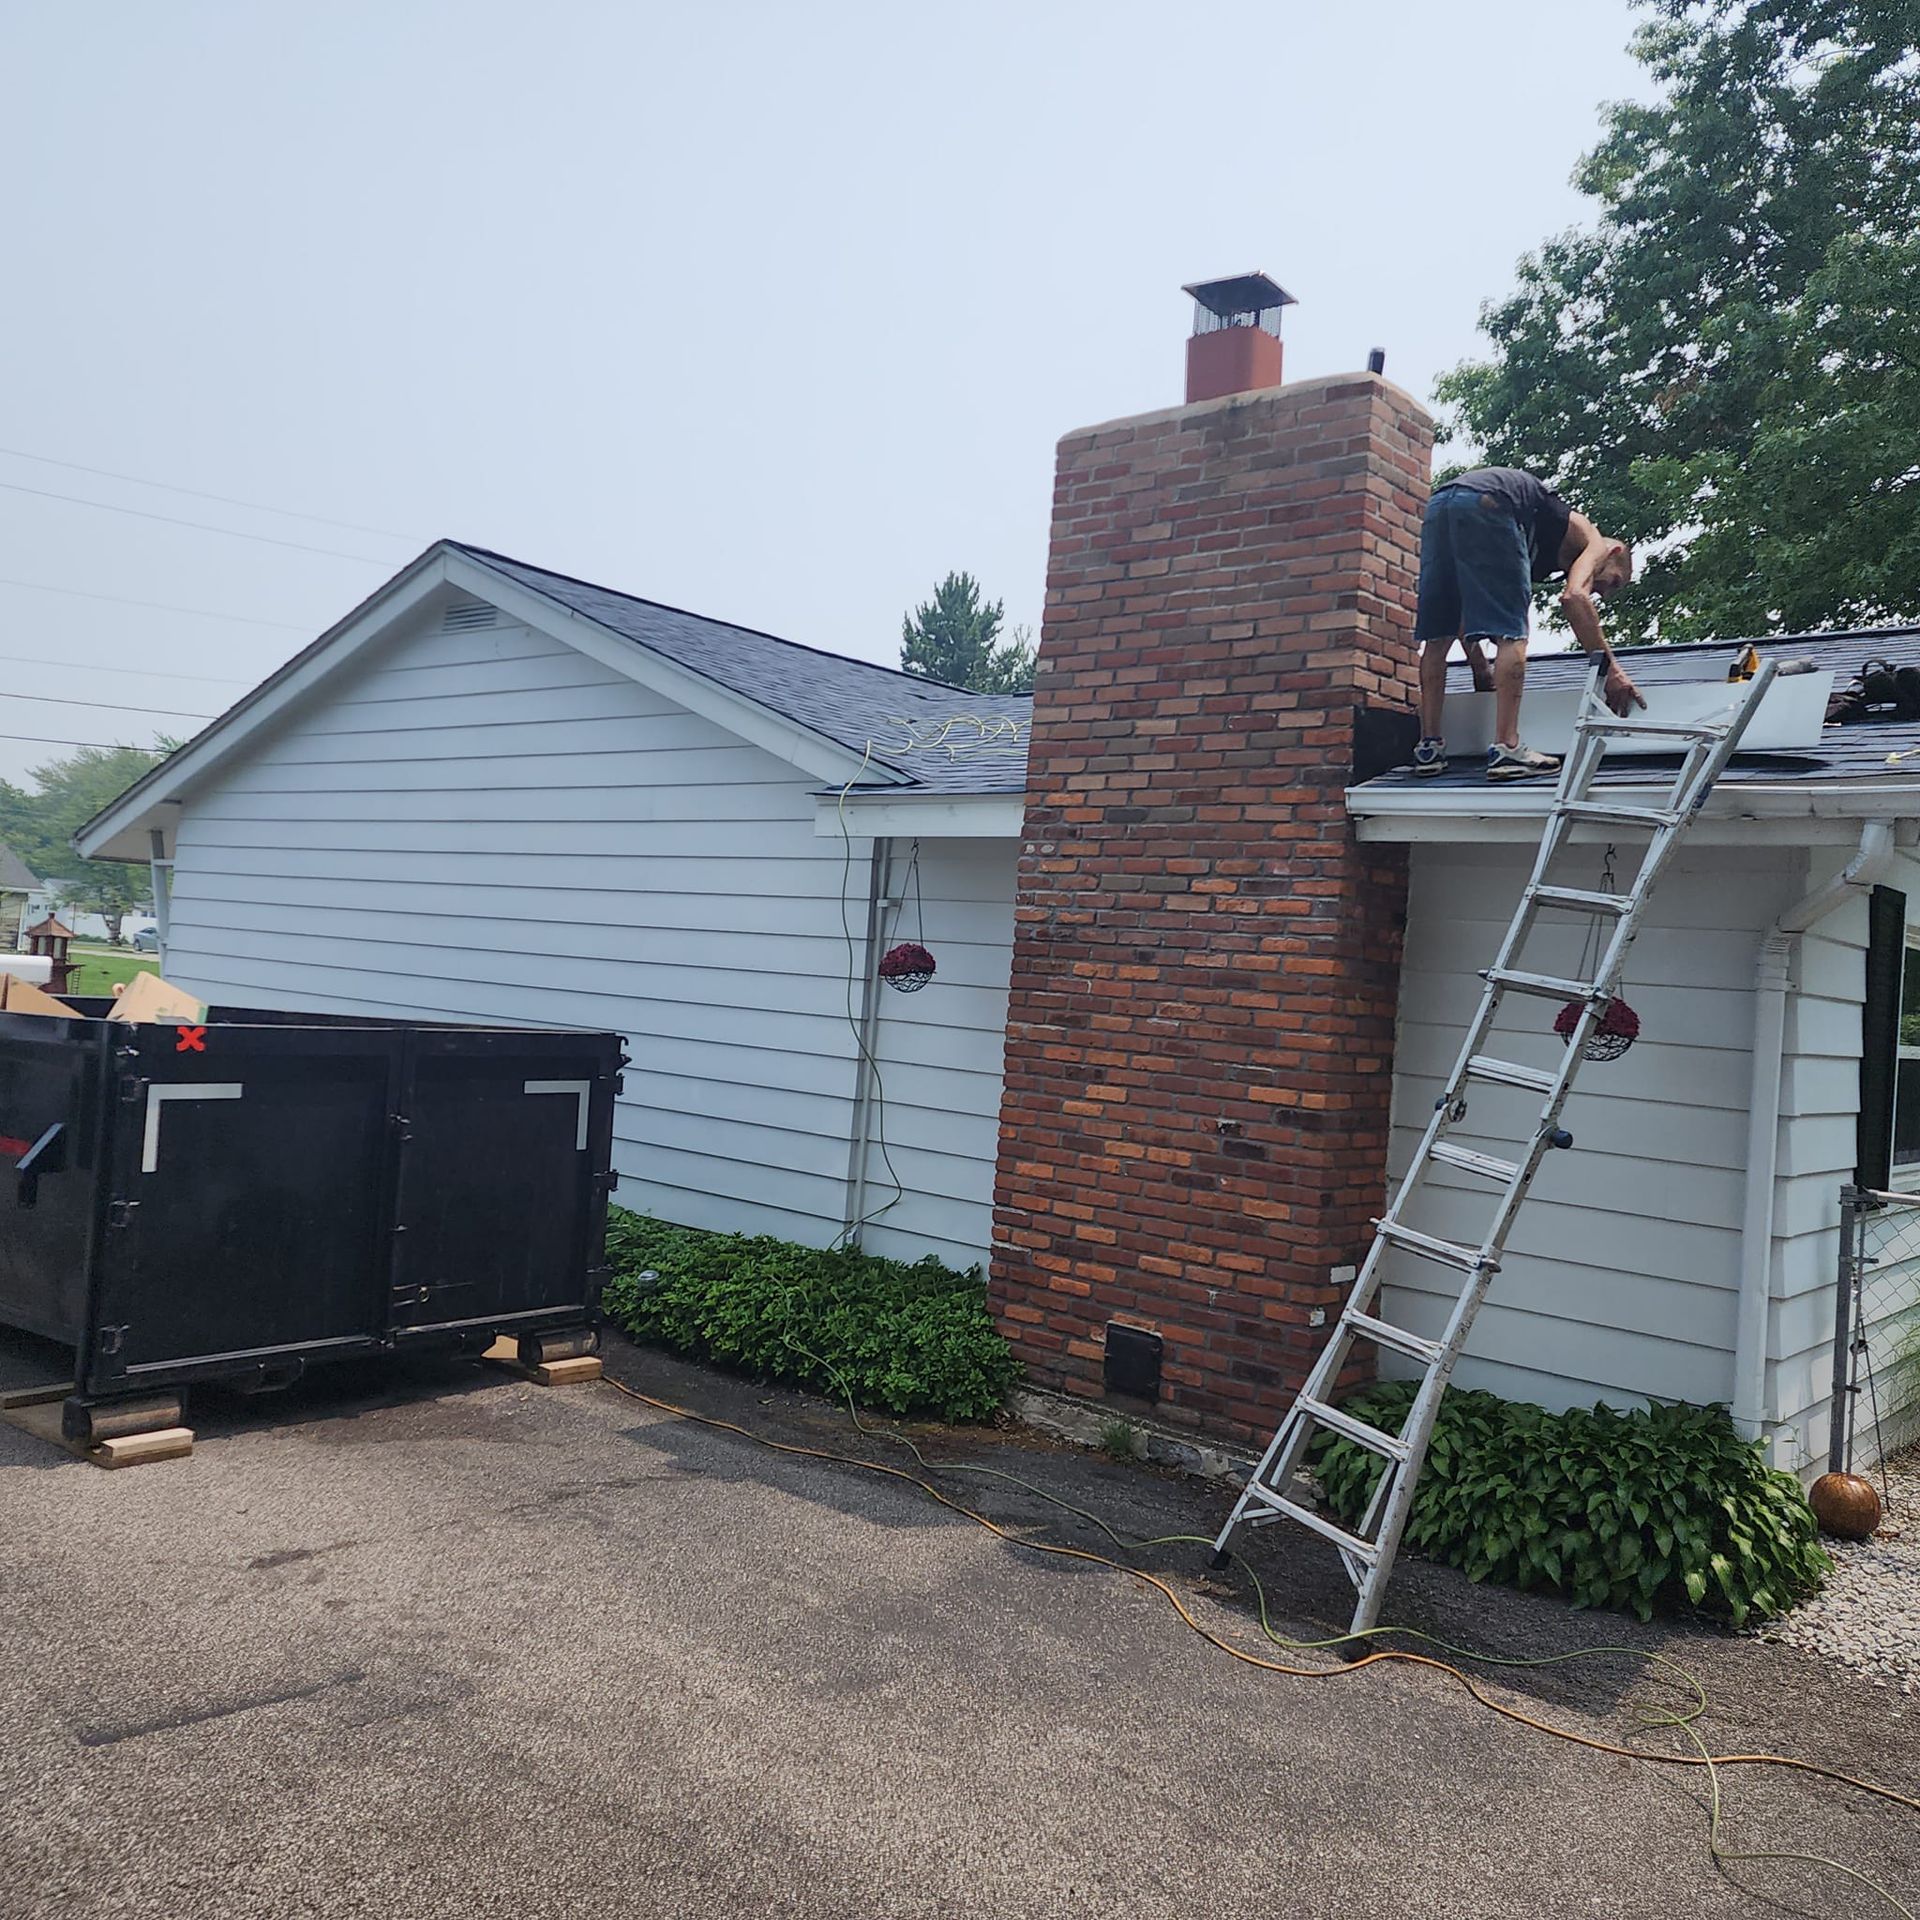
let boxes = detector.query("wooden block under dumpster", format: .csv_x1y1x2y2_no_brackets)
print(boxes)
0,1397,195,1470
90,1427,195,1469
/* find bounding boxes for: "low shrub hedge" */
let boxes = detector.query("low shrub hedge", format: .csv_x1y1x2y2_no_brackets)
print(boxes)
601,1210,1017,1423
1309,1381,1830,1625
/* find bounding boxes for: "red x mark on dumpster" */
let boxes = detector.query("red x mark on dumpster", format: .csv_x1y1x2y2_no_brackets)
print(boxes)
175,1025,207,1054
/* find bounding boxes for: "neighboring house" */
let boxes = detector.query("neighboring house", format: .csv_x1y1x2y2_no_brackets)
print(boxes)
18,885,157,947
72,382,1920,1478
0,844,39,949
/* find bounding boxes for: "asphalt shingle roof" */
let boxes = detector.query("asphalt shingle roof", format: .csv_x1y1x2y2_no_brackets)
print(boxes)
0,843,39,892
456,544,1032,796
1354,627,1920,792
454,548,1920,803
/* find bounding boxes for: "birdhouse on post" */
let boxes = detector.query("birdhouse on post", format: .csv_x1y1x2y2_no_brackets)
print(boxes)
23,915,75,995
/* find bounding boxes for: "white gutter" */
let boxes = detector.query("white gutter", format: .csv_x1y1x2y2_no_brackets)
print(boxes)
1349,780,1920,838
1733,819,1896,1447
813,792,1027,840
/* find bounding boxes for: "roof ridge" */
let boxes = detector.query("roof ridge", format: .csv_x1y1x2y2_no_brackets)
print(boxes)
450,542,1019,703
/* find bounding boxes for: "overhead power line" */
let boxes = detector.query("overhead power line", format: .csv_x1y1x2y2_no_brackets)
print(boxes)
0,444,410,541
1,689,213,720
0,574,305,629
0,477,393,563
0,649,249,686
0,730,170,751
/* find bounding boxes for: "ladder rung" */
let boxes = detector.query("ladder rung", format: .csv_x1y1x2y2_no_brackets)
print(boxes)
1530,885,1631,916
1375,1219,1495,1273
1243,1483,1381,1565
1463,1054,1559,1095
1428,1141,1521,1184
1484,967,1595,1003
1299,1394,1410,1462
1556,799,1683,830
1343,1310,1444,1367
1581,716,1728,742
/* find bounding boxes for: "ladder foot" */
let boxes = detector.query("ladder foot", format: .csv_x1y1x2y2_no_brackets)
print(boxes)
1207,1548,1232,1572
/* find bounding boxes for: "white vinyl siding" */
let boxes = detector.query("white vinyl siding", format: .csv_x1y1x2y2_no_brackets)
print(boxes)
1384,842,1810,1421
1769,848,1920,1471
852,837,1018,1276
158,601,1015,1270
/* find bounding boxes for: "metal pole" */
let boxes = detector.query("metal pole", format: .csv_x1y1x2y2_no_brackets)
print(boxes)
842,838,892,1246
1830,1186,1859,1474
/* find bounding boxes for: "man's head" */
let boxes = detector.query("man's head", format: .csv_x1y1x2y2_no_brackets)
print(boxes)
1592,540,1634,599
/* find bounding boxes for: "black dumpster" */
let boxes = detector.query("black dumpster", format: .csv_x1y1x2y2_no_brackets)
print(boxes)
0,998,622,1437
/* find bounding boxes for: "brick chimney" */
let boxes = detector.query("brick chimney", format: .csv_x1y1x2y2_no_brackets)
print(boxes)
988,325,1432,1444
1183,272,1294,404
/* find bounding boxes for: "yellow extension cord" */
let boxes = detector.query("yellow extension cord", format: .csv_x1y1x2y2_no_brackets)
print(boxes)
798,723,1916,1904
599,1369,1919,1917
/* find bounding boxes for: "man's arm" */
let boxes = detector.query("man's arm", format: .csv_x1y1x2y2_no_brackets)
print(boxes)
1558,511,1645,714
1559,510,1612,646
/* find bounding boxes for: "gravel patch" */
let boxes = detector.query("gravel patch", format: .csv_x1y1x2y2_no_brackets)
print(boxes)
1764,1447,1920,1692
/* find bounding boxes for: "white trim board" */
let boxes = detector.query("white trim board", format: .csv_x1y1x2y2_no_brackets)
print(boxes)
1441,672,1832,758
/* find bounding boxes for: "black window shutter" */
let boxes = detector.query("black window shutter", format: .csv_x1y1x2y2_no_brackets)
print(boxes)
1856,884,1906,1189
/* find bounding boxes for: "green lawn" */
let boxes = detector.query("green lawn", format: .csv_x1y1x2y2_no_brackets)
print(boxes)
65,947,160,998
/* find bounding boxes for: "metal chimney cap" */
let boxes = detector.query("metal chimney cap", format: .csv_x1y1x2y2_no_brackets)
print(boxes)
1181,272,1298,318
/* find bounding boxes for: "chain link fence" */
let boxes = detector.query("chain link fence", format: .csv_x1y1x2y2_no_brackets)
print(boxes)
1832,1186,1920,1487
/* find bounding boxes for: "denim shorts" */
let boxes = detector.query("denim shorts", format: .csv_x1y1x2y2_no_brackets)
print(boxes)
1412,485,1531,644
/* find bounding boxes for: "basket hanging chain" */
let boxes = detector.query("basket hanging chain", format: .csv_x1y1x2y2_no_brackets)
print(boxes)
907,839,926,947
1577,843,1618,982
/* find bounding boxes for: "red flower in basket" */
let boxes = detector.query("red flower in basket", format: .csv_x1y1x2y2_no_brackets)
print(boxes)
1553,995,1640,1062
879,942,936,993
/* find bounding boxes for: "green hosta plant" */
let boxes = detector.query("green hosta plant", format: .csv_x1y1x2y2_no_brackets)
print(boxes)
601,1210,1017,1423
1309,1382,1829,1625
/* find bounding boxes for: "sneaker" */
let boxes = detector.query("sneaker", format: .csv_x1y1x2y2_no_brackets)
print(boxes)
1486,741,1562,782
1412,737,1448,778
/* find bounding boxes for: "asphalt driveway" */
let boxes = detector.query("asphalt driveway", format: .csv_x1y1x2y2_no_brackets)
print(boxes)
1,1336,1913,1918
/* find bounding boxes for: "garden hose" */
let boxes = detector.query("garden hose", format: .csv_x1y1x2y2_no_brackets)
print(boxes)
598,1368,1920,1917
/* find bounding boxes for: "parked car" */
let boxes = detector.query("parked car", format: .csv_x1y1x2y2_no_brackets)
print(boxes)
131,927,159,953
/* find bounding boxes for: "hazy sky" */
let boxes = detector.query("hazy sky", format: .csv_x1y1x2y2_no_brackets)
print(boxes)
0,1,1653,788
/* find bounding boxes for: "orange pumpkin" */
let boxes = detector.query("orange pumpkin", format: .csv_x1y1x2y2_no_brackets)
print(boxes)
1809,1472,1882,1541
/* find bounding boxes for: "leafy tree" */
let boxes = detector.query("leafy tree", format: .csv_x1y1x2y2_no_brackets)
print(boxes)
1437,0,1920,643
0,744,169,942
900,573,1036,694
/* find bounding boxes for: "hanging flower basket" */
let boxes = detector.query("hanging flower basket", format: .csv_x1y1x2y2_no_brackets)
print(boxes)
1553,995,1640,1063
879,942,936,993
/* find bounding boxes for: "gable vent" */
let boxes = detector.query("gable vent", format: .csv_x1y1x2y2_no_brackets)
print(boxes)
442,601,498,632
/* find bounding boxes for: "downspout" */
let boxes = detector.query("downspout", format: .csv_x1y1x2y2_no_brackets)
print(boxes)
147,828,172,968
1733,819,1896,1446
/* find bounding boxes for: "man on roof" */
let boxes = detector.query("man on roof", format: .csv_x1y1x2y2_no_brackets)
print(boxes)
1412,467,1644,781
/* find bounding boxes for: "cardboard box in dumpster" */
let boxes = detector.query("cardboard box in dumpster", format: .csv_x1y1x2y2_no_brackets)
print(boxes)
0,974,73,1018
106,972,207,1025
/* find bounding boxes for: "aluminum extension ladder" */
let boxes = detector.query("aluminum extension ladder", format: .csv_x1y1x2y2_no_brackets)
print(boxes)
1209,652,1786,1635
